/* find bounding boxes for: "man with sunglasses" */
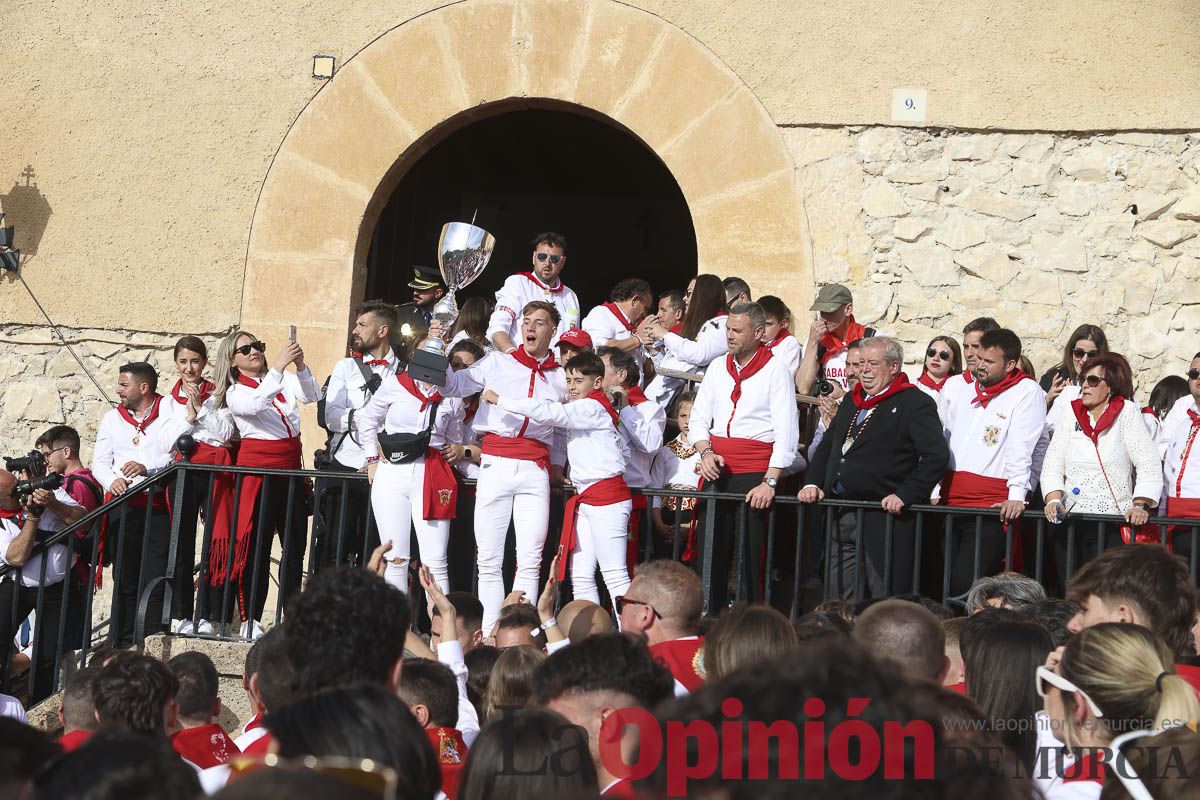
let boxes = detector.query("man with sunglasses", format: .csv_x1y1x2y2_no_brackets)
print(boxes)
617,559,706,696
487,232,580,353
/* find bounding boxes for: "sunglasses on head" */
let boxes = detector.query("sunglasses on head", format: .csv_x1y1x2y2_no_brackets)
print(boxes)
926,348,951,360
535,253,563,265
1073,347,1098,359
1188,369,1200,381
1082,374,1106,387
235,341,267,356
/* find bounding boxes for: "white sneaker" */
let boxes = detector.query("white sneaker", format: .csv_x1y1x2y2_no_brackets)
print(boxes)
239,620,265,641
176,619,195,636
196,619,215,636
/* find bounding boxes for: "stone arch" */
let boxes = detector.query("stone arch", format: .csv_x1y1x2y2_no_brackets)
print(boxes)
241,0,810,381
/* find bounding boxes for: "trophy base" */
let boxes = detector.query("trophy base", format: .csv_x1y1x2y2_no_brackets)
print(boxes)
407,348,450,386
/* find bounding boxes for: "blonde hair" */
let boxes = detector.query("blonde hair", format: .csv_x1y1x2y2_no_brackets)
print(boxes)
213,329,257,410
704,603,799,681
482,645,545,725
1060,623,1200,745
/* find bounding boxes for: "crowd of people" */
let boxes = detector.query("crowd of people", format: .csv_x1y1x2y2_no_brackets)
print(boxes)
4,230,1200,797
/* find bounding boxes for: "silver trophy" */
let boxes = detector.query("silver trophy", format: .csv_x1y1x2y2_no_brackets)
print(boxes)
407,221,495,385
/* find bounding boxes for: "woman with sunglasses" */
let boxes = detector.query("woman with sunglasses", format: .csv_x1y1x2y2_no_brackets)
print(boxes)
158,335,235,636
915,335,962,399
213,330,319,639
1041,353,1161,585
1035,623,1200,799
1042,323,1108,411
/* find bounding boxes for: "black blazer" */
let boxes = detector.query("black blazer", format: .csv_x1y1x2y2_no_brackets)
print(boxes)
806,386,949,506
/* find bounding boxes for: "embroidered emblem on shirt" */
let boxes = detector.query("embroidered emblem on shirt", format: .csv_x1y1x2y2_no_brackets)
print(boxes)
982,425,1002,447
693,645,706,679
437,489,453,505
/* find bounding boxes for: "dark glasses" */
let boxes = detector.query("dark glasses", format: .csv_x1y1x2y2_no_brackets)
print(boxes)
1072,348,1098,359
235,341,267,356
614,596,662,618
1082,374,1105,387
535,253,563,265
926,348,951,360
1189,369,1200,381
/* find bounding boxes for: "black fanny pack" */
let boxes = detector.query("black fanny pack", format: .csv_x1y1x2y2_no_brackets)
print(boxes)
378,402,440,465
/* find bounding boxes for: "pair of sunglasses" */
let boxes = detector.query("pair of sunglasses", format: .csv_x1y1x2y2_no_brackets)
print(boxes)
1188,369,1200,381
535,253,563,265
1073,347,1099,359
1082,374,1106,387
926,348,951,360
235,341,267,356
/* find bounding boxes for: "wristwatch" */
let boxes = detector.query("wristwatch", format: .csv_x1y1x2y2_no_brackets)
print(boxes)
763,477,778,488
1134,501,1151,512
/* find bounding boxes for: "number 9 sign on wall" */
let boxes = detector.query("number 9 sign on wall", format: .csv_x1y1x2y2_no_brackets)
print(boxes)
891,88,928,125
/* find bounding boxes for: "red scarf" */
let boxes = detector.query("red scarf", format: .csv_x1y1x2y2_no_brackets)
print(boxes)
648,637,706,692
765,328,792,349
520,272,564,293
170,723,239,768
422,448,458,520
117,395,164,434
59,729,92,752
972,369,1028,408
397,372,443,411
588,389,619,426
1071,396,1125,443
917,371,947,392
1143,405,1158,419
818,316,866,364
625,386,649,406
236,373,293,436
668,322,684,335
558,476,631,580
603,302,636,333
852,373,915,410
963,370,976,385
170,379,215,405
463,396,479,428
0,506,22,523
510,348,560,395
725,345,773,436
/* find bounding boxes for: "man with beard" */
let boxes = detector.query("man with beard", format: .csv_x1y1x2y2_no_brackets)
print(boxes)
487,232,581,351
395,265,447,353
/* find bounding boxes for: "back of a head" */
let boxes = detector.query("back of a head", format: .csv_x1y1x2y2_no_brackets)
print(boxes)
93,652,180,735
556,599,613,644
794,610,852,642
1099,725,1200,800
465,646,501,717
266,682,441,800
34,730,200,800
398,658,460,729
853,599,946,681
1067,544,1197,657
704,604,800,681
284,567,410,694
442,591,484,634
966,572,1046,614
1015,599,1078,648
168,651,219,722
254,624,297,714
213,765,378,800
484,645,546,723
458,707,597,800
0,718,60,796
533,632,674,709
62,666,101,733
634,560,703,635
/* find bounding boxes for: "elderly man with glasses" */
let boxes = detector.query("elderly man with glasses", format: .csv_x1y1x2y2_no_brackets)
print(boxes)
487,231,581,353
616,559,706,696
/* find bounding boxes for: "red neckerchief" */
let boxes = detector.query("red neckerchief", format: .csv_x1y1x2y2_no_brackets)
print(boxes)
852,373,915,409
668,322,684,335
352,351,391,367
725,345,773,436
117,395,164,434
818,316,866,364
0,507,23,523
963,369,976,385
917,371,947,392
520,272,563,294
1143,405,1158,418
972,369,1028,408
236,373,293,436
766,328,792,349
170,379,215,405
243,714,263,733
587,390,619,426
510,348,560,395
1071,396,1125,444
397,372,443,411
603,302,636,333
464,396,479,427
626,386,649,406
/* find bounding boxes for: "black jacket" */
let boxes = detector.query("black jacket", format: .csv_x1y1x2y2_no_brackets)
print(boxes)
806,386,949,506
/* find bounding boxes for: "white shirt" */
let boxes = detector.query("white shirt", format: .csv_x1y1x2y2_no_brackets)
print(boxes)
354,375,465,458
0,503,74,587
324,352,401,468
93,398,174,493
582,302,644,366
1164,400,1200,500
689,350,800,471
645,316,728,407
487,272,581,347
1160,394,1195,459
440,351,568,464
1041,400,1162,513
620,396,666,488
449,330,494,355
225,367,320,441
233,717,268,752
497,395,628,492
0,693,26,722
765,333,802,377
1046,385,1082,434
435,640,480,747
160,386,235,450
938,376,1047,501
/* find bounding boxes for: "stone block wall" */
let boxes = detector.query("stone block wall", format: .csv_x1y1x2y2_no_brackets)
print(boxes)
786,127,1200,391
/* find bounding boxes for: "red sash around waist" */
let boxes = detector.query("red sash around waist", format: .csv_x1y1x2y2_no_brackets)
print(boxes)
941,470,1009,507
1168,497,1200,519
481,434,550,471
627,494,648,573
558,475,631,581
709,437,773,475
422,447,458,521
229,438,303,616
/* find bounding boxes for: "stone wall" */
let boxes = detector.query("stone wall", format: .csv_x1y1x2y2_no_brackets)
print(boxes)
0,325,228,459
786,127,1200,390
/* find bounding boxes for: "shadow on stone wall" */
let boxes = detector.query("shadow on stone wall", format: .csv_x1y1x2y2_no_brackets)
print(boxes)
0,164,52,256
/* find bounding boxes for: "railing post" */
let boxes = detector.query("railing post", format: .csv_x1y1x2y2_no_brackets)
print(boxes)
699,485,718,615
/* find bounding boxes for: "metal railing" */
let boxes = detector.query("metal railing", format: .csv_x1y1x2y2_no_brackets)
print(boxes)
5,454,1200,707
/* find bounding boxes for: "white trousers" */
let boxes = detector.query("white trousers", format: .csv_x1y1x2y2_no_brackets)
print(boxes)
370,460,450,593
475,454,549,630
569,500,633,611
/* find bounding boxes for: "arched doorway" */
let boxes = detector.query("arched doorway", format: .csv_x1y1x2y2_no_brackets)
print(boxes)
366,101,697,310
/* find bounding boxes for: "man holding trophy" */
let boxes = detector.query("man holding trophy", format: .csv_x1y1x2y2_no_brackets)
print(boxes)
486,232,580,352
412,223,569,631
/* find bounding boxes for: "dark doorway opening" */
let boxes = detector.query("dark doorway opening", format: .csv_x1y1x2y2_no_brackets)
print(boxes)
365,103,697,314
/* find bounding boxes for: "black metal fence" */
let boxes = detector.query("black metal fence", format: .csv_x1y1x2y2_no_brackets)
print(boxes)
5,456,1200,707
